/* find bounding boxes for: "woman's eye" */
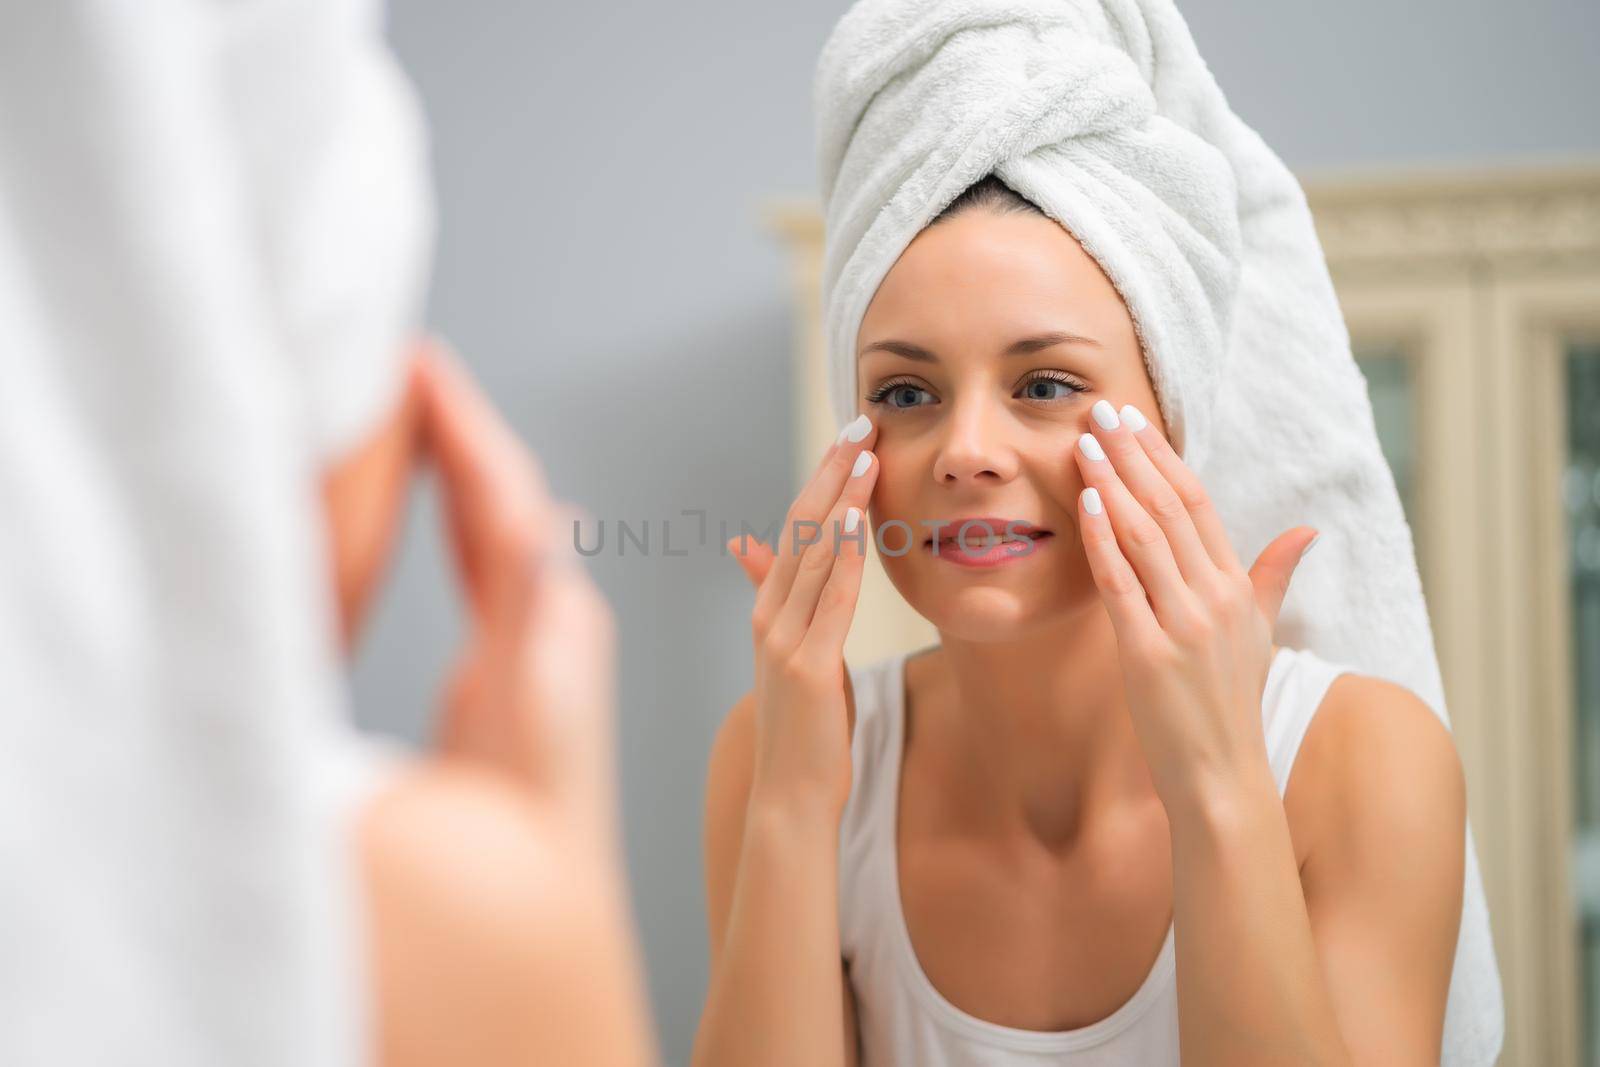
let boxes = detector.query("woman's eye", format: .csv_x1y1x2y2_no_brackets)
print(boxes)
869,383,936,409
1017,374,1085,402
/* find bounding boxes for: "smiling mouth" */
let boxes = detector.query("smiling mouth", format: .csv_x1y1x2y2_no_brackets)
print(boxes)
922,522,1052,548
920,524,1055,568
921,522,1055,572
927,531,1054,549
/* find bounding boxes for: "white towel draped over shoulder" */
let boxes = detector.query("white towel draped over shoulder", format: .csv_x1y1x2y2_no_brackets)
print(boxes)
0,2,431,1065
813,1,1503,1062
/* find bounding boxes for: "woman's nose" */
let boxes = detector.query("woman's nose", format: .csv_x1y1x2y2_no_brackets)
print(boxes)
931,397,1017,484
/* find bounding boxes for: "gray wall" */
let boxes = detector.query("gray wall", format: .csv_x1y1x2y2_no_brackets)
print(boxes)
358,1,1599,1062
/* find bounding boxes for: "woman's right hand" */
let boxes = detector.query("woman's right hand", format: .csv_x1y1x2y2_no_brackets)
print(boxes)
726,417,880,824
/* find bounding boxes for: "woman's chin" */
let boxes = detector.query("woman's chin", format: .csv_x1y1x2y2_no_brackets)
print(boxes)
881,552,1092,641
908,584,1055,643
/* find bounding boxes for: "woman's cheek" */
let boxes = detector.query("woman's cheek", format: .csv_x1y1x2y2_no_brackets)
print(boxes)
865,448,913,522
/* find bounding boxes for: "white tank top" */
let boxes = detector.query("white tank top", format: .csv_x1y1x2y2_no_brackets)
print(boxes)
837,643,1350,1066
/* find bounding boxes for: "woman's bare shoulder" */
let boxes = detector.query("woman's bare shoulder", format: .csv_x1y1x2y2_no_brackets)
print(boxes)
1284,669,1466,875
359,763,649,1066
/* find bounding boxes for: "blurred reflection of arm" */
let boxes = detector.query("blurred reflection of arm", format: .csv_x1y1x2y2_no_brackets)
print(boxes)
324,341,660,1067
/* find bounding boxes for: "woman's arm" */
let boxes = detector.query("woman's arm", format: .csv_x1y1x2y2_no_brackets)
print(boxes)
360,762,657,1067
1067,403,1461,1064
1168,674,1464,1066
693,691,860,1067
1290,675,1464,1060
693,419,881,1067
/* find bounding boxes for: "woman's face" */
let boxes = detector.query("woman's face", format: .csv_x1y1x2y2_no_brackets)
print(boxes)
856,206,1164,642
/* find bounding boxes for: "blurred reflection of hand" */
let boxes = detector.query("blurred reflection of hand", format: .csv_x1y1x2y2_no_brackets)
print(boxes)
415,339,621,855
354,337,657,1067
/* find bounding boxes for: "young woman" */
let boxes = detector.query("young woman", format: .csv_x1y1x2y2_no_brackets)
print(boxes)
692,178,1468,1065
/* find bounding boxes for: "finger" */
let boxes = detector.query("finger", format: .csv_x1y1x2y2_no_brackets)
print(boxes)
1119,402,1244,575
769,448,879,652
753,415,878,625
726,536,775,588
456,502,614,804
796,511,871,673
1076,485,1161,646
417,336,549,502
441,507,571,782
1089,400,1216,587
520,505,618,815
321,351,426,651
415,336,553,623
1249,526,1320,630
1074,429,1202,632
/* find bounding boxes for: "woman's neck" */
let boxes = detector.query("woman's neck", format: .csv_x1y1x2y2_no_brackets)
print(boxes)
913,604,1151,850
913,610,1283,851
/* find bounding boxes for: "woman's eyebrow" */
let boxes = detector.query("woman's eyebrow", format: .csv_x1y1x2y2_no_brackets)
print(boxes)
859,339,938,361
858,331,1102,362
1005,330,1102,355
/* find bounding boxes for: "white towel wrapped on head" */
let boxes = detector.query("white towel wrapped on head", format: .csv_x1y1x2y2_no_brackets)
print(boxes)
0,2,431,1064
814,1,1503,1062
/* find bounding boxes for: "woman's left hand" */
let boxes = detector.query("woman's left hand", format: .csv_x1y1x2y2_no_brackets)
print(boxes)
1072,399,1320,814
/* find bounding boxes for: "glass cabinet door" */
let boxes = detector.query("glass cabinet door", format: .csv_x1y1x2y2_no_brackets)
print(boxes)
1565,343,1600,1064
1354,342,1422,556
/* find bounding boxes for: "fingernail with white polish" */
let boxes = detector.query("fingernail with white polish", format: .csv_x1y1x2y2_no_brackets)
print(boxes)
839,413,872,443
851,450,873,477
1082,487,1103,515
844,506,862,533
1078,432,1106,461
1091,399,1121,430
1119,404,1148,431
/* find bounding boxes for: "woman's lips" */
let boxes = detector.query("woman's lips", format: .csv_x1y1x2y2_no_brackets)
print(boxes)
922,526,1054,568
